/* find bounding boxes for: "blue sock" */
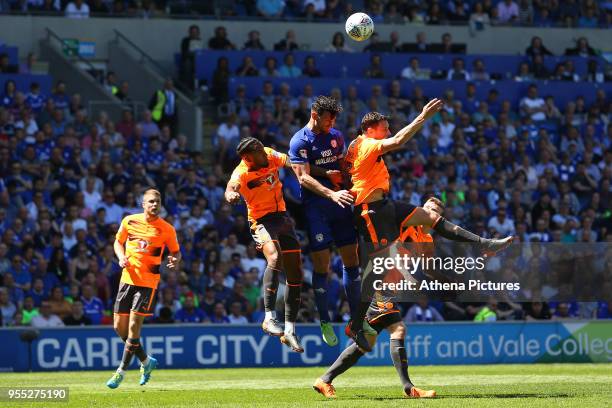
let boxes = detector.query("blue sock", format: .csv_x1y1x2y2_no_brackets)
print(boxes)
312,272,330,323
343,265,361,322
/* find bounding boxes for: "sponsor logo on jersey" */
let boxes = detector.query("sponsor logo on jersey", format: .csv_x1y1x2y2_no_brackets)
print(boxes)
299,149,308,159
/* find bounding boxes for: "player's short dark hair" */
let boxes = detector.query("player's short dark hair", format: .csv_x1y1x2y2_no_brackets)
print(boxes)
236,137,263,156
311,95,343,116
360,111,389,133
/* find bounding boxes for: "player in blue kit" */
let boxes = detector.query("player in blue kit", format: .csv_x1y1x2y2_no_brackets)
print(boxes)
289,96,371,347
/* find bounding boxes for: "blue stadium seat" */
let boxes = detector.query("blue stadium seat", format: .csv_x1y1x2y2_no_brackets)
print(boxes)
228,77,611,108
0,74,53,95
193,50,603,81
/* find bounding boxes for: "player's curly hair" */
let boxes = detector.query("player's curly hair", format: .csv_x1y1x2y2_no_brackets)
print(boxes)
360,111,389,133
311,95,343,116
236,137,263,156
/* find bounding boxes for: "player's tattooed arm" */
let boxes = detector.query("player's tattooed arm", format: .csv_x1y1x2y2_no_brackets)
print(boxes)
225,181,242,205
291,162,353,207
380,98,444,154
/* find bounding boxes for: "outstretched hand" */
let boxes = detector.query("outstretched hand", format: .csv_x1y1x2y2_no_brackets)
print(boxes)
421,98,444,120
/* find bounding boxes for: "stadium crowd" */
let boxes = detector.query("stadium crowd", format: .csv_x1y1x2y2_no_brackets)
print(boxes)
1,23,611,329
0,0,610,28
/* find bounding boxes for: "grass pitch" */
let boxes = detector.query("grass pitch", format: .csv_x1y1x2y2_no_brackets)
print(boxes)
1,364,610,407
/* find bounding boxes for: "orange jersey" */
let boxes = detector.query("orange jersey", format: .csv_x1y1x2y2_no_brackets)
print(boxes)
230,147,287,222
115,213,180,289
345,135,390,205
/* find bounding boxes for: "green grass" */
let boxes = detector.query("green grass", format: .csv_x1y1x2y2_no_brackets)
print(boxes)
1,364,610,407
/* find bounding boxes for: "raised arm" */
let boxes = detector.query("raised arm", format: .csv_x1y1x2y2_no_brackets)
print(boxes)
379,98,443,154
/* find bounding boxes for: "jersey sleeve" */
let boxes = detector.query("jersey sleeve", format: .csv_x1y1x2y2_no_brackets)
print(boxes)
165,225,180,253
115,217,129,243
288,135,309,164
266,147,288,169
229,166,244,187
361,137,384,156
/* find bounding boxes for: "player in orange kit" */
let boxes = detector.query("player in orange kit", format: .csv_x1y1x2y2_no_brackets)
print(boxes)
313,198,443,399
107,188,181,389
343,99,513,351
225,137,337,352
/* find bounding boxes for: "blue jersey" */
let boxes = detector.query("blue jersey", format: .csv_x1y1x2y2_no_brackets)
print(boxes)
288,126,345,204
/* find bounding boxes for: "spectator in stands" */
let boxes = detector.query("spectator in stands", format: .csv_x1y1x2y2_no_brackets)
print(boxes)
47,286,71,319
520,84,546,121
324,32,354,53
488,207,516,237
469,2,490,31
496,0,519,23
51,80,69,112
578,6,598,28
228,301,249,324
1,80,16,107
302,55,321,78
209,302,230,323
303,0,325,17
236,56,258,77
216,113,240,163
208,26,236,50
278,53,301,78
210,57,230,103
138,110,160,138
0,53,17,73
220,234,247,263
471,59,490,81
400,57,428,80
256,0,285,18
259,57,279,77
65,0,90,18
440,32,455,53
243,30,265,50
31,301,64,327
274,30,299,52
0,288,16,326
584,59,605,83
25,82,45,114
80,283,103,324
525,36,553,57
447,58,471,80
425,3,445,25
114,80,131,103
405,295,445,322
175,294,206,323
21,296,39,325
524,301,551,320
180,25,203,86
565,37,597,57
364,54,385,79
63,300,91,326
149,79,178,134
19,52,36,75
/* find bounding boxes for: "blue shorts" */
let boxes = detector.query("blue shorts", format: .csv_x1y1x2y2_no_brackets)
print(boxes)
304,200,358,252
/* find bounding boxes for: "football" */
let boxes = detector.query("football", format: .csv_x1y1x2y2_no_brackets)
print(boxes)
345,12,374,42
